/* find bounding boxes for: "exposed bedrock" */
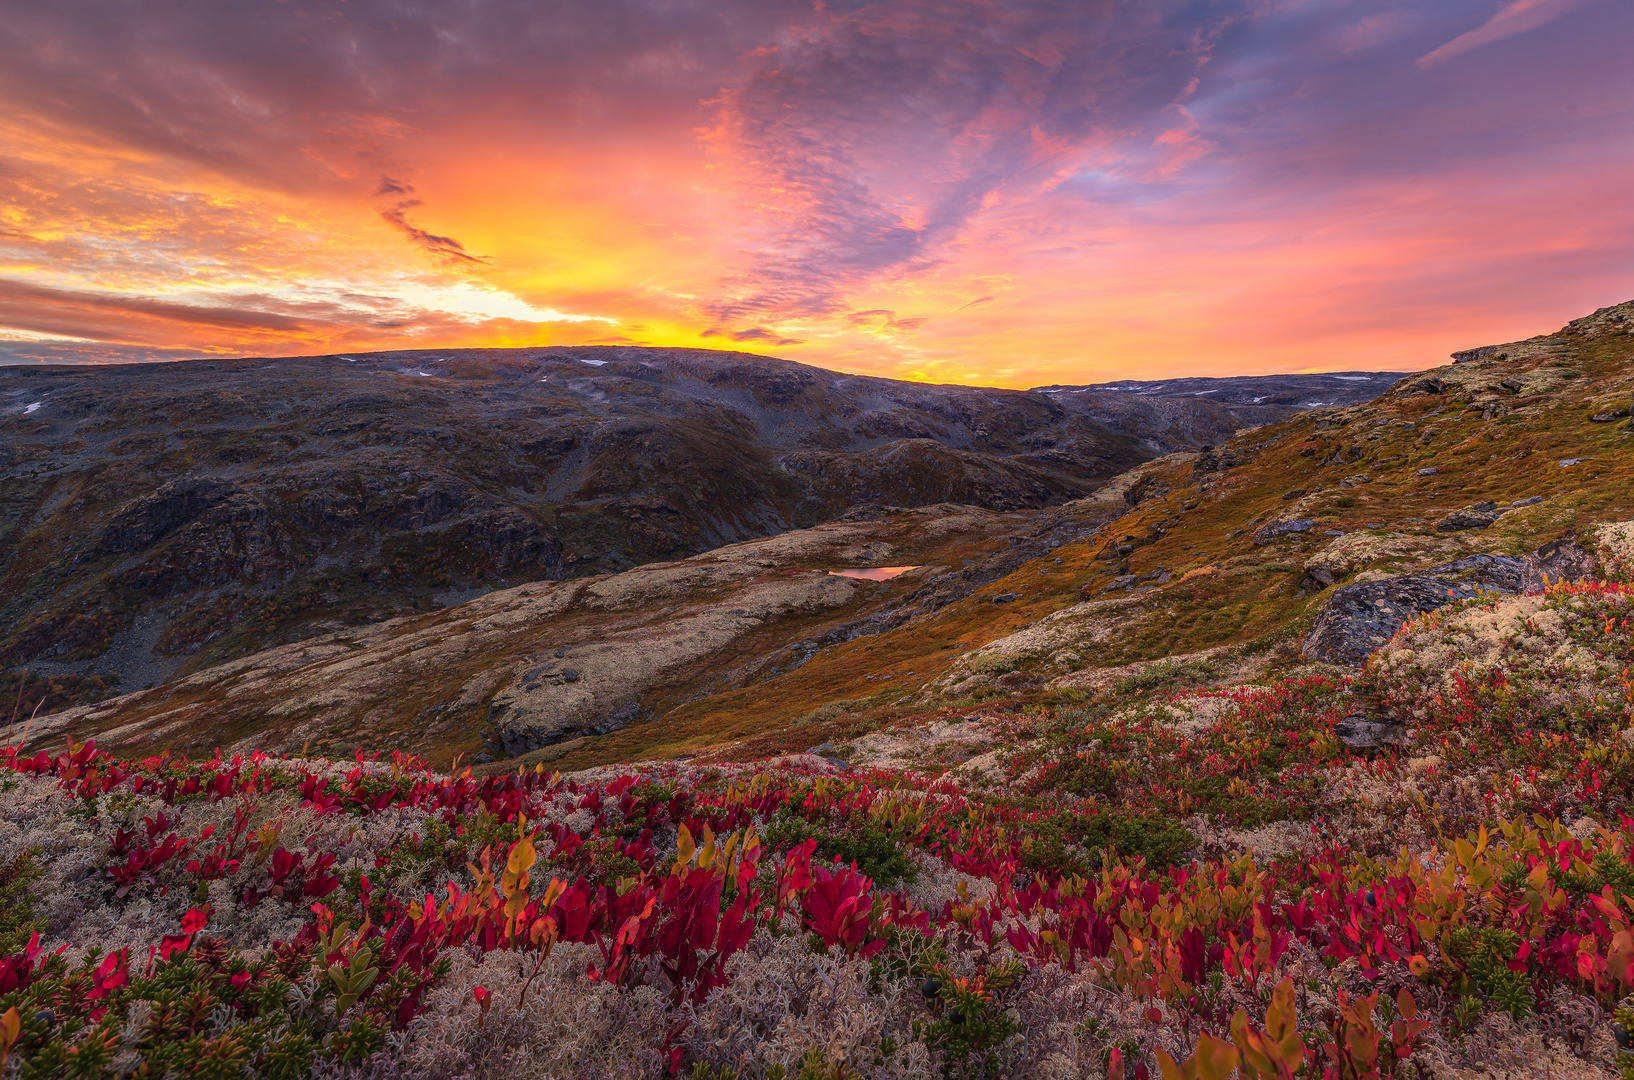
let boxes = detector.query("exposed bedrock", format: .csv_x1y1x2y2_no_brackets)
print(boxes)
1301,536,1602,665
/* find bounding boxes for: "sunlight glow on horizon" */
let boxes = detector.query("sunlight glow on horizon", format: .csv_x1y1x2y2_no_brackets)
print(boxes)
0,1,1629,386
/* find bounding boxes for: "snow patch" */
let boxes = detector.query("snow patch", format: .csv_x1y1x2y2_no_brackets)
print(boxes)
578,359,608,367
23,401,42,414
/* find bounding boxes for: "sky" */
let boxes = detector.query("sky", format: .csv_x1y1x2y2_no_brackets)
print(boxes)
0,0,1629,386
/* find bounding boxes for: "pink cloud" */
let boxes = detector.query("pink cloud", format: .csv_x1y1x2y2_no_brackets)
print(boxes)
1419,0,1596,67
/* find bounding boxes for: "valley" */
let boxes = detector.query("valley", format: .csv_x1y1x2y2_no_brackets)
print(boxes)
1,347,1350,714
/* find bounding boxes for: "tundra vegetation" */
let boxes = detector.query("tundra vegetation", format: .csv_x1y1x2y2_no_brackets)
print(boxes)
3,302,1634,1077
2,573,1634,1078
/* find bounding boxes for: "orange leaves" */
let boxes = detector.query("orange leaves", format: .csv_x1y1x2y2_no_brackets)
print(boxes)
1163,979,1429,1080
1230,977,1304,1080
1158,1032,1239,1080
0,1007,18,1071
500,820,539,939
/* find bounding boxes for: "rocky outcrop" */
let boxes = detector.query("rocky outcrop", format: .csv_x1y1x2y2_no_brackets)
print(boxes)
1523,534,1599,590
1436,505,1500,532
99,478,237,554
1302,554,1529,665
19,505,1009,762
1302,535,1607,665
1253,519,1314,545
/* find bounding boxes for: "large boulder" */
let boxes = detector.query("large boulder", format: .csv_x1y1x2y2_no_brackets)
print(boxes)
1302,554,1527,664
1302,534,1608,664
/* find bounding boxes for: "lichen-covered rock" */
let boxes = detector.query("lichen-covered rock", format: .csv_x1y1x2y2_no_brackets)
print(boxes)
1253,519,1314,545
1302,554,1528,664
1436,507,1500,532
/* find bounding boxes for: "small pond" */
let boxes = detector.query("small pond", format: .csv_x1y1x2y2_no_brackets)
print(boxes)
826,566,920,581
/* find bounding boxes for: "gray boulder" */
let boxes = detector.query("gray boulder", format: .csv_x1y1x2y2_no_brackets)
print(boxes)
1335,713,1412,750
1436,507,1500,532
1254,519,1315,545
1302,554,1527,664
1303,536,1604,664
1522,534,1597,590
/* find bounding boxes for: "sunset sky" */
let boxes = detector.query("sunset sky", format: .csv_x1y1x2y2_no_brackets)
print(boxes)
0,0,1629,386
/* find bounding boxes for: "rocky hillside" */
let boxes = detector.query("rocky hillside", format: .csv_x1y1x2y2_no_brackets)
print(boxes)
1041,370,1406,408
4,301,1634,1080
1,348,1335,712
16,301,1632,774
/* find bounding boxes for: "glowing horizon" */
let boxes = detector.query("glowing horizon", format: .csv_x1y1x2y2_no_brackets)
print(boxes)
1,0,1629,388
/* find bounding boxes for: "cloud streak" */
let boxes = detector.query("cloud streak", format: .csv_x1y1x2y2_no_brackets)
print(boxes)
375,179,487,265
0,0,1628,385
703,1,1229,324
1419,0,1596,67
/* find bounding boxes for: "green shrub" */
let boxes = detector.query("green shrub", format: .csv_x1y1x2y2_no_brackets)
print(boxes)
1112,657,1221,696
1021,810,1195,874
967,653,1019,676
914,958,1026,1078
794,699,867,727
763,808,918,887
0,848,44,953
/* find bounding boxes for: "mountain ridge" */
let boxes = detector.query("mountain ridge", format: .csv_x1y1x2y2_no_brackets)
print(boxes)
1,347,1394,713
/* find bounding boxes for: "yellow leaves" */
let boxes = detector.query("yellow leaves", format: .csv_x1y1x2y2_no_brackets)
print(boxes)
0,1007,19,1070
503,829,537,889
1408,953,1433,979
1158,1032,1239,1080
252,821,281,866
1451,825,1490,873
674,822,697,874
1231,978,1304,1080
500,822,549,939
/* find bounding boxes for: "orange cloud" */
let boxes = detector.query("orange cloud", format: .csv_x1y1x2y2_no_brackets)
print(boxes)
0,1,1629,384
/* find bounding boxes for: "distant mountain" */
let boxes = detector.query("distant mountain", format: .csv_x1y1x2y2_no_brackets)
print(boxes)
0,346,1300,706
1034,371,1408,410
23,298,1634,768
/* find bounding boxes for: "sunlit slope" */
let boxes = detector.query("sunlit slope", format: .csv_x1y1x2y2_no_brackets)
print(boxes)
546,301,1634,768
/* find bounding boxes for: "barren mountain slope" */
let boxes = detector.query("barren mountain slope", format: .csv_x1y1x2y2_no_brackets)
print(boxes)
1,346,1318,711
1041,370,1406,408
17,501,1130,762
17,302,1631,772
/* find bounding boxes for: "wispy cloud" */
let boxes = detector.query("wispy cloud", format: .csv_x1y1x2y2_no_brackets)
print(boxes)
0,0,1627,385
704,1,1227,320
376,178,487,265
1419,0,1596,67
700,325,803,346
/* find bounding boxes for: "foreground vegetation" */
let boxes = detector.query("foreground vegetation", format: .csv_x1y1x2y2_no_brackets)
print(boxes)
2,574,1632,1078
